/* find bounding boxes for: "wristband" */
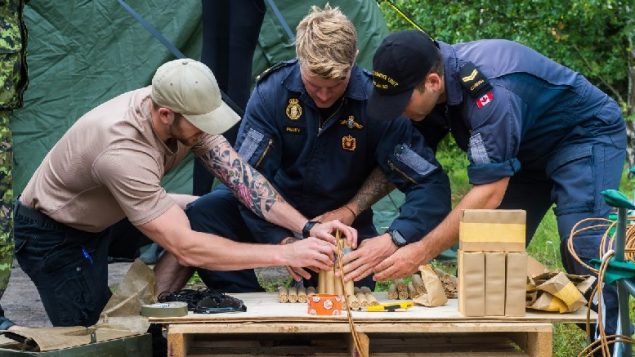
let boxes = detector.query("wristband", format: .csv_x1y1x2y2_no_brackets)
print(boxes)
343,205,357,219
302,220,319,238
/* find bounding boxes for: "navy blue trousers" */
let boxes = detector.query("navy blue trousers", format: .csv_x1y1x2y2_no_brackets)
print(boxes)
186,186,377,293
499,137,626,335
193,0,265,195
13,201,148,326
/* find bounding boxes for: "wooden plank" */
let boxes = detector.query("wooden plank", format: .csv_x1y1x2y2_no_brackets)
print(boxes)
167,327,192,357
166,322,553,334
182,332,532,357
526,327,553,357
348,332,369,357
150,292,595,325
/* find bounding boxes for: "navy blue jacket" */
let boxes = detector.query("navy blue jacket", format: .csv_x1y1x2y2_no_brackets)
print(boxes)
418,40,625,185
234,60,450,244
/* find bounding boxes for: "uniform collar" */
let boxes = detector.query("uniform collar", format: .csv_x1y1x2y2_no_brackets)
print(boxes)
438,41,464,106
283,60,369,102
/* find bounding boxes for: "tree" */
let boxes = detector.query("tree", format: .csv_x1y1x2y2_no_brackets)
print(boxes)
378,0,635,163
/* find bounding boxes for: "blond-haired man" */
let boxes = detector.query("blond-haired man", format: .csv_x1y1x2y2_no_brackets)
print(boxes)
186,5,450,291
14,58,355,326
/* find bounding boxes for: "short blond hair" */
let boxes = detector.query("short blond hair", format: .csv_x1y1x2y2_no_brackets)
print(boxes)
296,4,357,79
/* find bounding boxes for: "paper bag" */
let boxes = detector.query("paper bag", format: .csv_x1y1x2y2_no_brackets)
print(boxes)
505,252,527,316
459,209,526,251
458,250,485,316
485,252,506,316
413,265,447,307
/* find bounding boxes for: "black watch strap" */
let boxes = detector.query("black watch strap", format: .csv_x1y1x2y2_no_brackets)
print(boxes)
302,220,319,238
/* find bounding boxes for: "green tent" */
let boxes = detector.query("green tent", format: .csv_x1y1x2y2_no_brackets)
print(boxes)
9,0,421,238
11,0,388,194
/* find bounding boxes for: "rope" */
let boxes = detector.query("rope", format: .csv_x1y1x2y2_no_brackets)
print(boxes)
568,217,635,356
335,231,368,357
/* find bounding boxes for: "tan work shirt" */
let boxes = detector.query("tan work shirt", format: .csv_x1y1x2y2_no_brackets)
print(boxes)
21,86,215,232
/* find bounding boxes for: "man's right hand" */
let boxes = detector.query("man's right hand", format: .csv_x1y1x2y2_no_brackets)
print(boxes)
281,237,336,281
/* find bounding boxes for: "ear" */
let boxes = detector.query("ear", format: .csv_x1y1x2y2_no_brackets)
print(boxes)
426,73,443,92
157,107,174,125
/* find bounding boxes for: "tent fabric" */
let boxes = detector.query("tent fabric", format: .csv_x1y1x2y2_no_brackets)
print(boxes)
10,0,389,195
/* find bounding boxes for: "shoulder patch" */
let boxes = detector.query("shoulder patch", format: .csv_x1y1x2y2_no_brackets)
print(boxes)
458,62,492,98
256,61,294,83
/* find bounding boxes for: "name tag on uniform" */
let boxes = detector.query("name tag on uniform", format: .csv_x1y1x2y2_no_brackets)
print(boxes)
285,126,302,134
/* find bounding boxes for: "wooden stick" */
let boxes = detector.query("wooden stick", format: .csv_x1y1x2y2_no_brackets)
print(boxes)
288,286,298,303
407,281,418,299
278,286,289,303
395,278,407,293
318,270,326,294
325,270,336,295
347,294,360,310
365,292,379,306
388,284,399,300
356,292,368,308
297,286,307,303
335,276,344,296
412,273,426,295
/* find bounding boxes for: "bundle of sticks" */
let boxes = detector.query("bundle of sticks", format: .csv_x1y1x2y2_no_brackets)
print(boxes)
388,267,458,300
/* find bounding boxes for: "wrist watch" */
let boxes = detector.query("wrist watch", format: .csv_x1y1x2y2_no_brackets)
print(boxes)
388,229,407,247
302,220,319,238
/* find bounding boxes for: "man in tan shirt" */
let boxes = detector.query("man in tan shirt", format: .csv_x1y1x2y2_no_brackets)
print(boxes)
14,59,355,327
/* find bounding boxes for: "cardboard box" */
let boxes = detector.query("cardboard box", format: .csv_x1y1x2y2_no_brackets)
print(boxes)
485,252,506,316
458,250,485,316
505,252,528,316
459,209,526,252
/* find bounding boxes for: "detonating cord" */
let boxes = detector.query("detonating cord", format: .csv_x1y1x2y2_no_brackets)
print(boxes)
568,218,635,356
336,231,368,357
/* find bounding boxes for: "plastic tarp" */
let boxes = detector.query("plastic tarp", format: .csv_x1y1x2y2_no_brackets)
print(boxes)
10,0,389,195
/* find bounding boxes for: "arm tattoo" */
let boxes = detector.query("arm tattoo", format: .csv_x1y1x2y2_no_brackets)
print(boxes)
193,135,283,218
350,167,395,212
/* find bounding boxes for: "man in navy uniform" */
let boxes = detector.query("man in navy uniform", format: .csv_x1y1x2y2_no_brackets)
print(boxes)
368,30,626,336
186,6,451,291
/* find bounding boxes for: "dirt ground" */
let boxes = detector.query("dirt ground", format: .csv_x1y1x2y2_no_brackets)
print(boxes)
2,262,289,327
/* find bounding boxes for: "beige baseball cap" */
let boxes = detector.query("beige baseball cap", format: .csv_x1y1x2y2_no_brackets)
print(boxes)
151,58,240,135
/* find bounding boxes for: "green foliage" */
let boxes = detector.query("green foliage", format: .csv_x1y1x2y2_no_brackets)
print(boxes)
378,0,633,105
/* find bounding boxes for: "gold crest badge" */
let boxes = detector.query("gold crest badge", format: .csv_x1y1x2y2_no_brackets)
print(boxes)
342,135,356,151
285,98,302,120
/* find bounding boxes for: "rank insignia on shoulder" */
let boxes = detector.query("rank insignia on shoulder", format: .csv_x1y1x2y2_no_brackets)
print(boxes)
339,115,364,130
285,98,302,120
459,62,492,98
256,61,291,82
475,91,494,108
341,135,357,151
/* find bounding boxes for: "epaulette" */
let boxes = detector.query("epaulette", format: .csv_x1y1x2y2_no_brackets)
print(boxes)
256,61,294,83
458,62,492,98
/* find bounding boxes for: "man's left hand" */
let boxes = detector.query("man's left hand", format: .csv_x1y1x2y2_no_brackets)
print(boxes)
372,243,426,281
342,233,397,282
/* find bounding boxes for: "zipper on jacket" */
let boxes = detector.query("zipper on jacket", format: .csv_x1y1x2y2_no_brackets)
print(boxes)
318,98,346,136
387,160,417,185
255,138,273,168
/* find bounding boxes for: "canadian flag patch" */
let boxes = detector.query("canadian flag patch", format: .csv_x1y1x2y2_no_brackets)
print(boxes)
476,91,493,108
